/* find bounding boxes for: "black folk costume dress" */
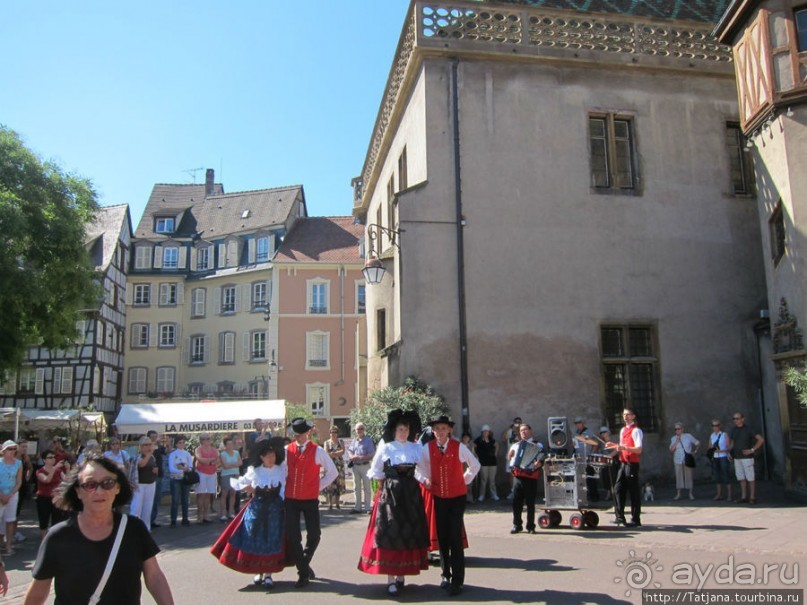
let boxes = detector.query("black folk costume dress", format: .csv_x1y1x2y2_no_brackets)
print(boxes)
357,440,429,576
211,464,288,575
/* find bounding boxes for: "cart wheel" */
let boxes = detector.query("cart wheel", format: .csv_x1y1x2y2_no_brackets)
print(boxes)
583,511,599,528
537,513,551,529
569,512,584,530
548,510,562,527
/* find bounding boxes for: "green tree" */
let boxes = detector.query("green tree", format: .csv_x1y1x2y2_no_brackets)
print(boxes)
0,126,100,375
784,367,807,408
350,376,450,442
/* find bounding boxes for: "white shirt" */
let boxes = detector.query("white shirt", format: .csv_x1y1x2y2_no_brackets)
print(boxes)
670,432,700,465
368,440,423,481
168,448,193,479
231,464,287,498
418,438,481,486
103,449,129,469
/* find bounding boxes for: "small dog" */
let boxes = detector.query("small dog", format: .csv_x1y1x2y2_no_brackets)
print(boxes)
642,482,655,502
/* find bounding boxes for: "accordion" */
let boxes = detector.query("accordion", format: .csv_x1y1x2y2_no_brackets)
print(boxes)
513,440,544,470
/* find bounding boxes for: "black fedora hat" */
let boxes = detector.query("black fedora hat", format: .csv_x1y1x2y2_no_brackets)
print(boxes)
288,417,313,435
427,415,455,428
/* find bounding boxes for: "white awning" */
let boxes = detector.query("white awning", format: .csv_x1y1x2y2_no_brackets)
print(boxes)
114,400,286,434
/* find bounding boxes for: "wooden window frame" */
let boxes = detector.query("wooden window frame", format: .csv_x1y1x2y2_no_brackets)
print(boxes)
589,113,638,193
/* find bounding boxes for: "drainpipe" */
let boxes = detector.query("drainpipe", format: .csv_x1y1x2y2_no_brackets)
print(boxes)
338,266,345,386
451,58,471,434
753,318,771,481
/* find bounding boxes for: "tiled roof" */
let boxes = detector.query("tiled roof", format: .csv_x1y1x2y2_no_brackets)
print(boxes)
485,0,730,23
274,217,364,264
85,204,131,271
134,181,303,240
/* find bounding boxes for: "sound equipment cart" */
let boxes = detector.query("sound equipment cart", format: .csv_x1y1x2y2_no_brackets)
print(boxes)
538,454,613,529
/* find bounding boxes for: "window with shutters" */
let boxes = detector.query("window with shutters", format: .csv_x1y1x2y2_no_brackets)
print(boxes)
53,367,73,394
356,282,366,314
308,280,328,314
162,247,179,269
306,331,329,370
196,246,210,271
589,113,637,192
219,331,236,364
131,324,149,348
256,236,271,262
252,282,267,310
221,286,237,314
191,288,206,318
18,368,43,394
159,323,177,348
134,245,152,270
600,324,660,432
159,282,178,306
307,384,328,417
133,284,151,306
128,367,147,394
251,331,267,361
190,335,206,364
156,367,175,393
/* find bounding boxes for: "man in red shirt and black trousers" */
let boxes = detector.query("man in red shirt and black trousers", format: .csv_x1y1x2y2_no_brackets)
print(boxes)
284,417,338,588
610,408,643,528
420,415,480,597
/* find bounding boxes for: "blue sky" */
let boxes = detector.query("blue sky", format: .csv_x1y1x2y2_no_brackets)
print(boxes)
1,1,409,228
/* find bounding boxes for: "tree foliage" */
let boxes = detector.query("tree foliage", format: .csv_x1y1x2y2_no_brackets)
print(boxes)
350,376,451,442
783,367,807,409
0,126,100,375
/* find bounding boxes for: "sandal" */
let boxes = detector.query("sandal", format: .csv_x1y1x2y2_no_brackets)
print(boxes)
734,497,749,503
387,583,399,595
749,498,757,505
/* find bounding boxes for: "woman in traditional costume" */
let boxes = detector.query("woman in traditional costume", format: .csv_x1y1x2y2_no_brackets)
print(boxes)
211,437,287,589
358,410,429,596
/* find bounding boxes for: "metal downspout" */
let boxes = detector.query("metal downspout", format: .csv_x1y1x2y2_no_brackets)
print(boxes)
451,58,471,434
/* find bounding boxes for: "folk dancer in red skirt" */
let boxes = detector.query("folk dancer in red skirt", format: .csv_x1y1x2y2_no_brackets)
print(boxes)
358,409,429,596
211,438,288,589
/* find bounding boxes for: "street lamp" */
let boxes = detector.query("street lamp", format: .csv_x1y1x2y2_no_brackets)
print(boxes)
362,223,404,285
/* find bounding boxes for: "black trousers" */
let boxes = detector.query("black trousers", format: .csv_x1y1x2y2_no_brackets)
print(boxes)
284,498,321,576
512,476,538,530
614,461,641,523
434,495,467,587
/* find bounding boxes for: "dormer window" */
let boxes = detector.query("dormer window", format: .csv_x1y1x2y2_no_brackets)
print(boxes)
155,217,175,233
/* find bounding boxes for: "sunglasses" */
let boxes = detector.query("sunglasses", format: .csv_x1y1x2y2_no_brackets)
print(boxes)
79,478,118,492
712,424,721,427
45,455,56,459
5,448,17,451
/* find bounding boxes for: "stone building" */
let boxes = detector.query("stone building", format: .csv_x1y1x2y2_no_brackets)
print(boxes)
354,0,772,476
714,0,807,494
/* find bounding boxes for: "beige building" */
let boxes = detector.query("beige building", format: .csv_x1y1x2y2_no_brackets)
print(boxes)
273,217,366,437
714,0,807,495
354,0,771,476
125,171,304,405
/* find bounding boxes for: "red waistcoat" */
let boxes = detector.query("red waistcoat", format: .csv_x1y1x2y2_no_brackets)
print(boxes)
286,441,320,500
620,425,640,464
429,439,467,499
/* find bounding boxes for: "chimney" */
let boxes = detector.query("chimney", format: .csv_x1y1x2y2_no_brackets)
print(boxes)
205,169,215,196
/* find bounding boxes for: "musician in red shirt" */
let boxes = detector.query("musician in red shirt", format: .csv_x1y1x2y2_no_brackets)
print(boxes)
506,424,544,535
610,408,643,528
284,417,338,588
419,416,479,597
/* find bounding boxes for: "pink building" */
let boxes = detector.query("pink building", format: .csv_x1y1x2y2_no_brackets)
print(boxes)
273,217,366,437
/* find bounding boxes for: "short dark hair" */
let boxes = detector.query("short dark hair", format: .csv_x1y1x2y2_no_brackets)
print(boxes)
54,452,133,512
252,437,286,467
